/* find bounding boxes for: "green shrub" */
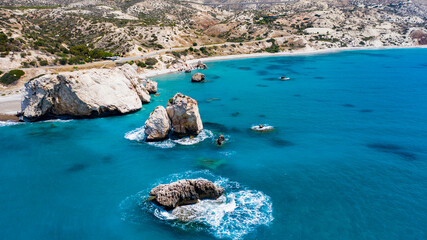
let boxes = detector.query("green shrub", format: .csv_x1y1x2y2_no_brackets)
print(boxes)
145,58,158,66
136,62,147,68
39,59,48,66
0,69,25,85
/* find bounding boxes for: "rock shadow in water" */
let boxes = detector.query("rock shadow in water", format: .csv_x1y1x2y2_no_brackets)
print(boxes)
231,112,240,117
314,76,325,79
210,75,220,80
359,109,373,113
294,94,301,97
366,143,417,160
256,84,269,88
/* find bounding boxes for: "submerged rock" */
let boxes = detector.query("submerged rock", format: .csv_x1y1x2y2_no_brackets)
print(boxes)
191,73,205,83
145,79,158,94
166,93,203,137
149,179,224,209
144,106,171,141
21,64,150,121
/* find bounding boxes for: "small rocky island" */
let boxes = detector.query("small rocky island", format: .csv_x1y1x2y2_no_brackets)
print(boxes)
149,179,224,210
191,73,205,83
144,93,203,141
20,64,151,121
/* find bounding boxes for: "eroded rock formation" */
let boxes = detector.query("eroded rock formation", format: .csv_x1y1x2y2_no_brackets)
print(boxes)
21,64,150,121
149,179,224,209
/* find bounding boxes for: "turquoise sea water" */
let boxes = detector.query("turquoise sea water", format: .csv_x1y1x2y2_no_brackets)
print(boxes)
0,48,426,239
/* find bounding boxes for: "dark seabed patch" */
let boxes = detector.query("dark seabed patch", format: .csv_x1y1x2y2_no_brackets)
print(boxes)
210,75,220,79
196,158,226,170
342,104,356,108
256,70,269,76
266,65,282,70
256,84,269,88
231,97,239,101
360,109,373,113
102,156,112,164
205,98,220,103
314,77,325,79
294,94,301,97
263,77,277,81
366,143,417,160
259,114,266,118
66,163,87,173
231,112,240,117
270,138,294,147
238,67,251,70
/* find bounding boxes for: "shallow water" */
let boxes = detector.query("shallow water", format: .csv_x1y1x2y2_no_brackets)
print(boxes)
1,49,426,239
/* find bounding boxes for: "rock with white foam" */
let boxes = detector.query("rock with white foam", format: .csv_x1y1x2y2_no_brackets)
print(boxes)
21,64,150,121
149,179,224,209
166,93,203,137
144,106,171,141
145,79,158,94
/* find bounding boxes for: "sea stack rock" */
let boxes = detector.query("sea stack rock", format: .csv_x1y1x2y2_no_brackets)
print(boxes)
21,64,150,121
145,79,158,94
195,61,208,69
149,179,224,209
166,93,203,137
144,106,171,141
191,73,205,83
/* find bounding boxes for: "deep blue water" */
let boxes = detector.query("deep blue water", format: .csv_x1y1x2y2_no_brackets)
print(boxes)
0,48,426,240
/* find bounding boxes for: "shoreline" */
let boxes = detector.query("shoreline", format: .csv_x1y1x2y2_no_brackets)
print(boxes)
1,45,426,117
186,45,427,64
142,45,426,79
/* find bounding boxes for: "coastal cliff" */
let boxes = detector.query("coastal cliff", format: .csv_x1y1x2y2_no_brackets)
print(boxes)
21,64,150,121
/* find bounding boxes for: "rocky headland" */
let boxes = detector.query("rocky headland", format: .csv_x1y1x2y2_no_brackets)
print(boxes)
20,64,150,121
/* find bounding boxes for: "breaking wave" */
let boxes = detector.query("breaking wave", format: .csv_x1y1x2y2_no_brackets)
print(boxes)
119,170,273,239
124,127,214,148
250,124,274,132
0,121,21,127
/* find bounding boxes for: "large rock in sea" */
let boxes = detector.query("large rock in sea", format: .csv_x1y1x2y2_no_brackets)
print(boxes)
145,79,158,94
144,106,171,141
21,64,150,121
166,93,203,137
191,73,205,82
149,179,224,209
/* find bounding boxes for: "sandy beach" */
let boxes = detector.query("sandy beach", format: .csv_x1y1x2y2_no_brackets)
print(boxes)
1,45,425,117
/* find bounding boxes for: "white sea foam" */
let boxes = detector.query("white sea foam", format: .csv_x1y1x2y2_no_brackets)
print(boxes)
43,119,73,123
125,127,214,148
251,124,274,132
119,170,274,240
172,129,213,145
0,121,21,127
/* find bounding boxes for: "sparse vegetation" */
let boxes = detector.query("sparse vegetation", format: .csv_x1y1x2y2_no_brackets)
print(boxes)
0,70,25,85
